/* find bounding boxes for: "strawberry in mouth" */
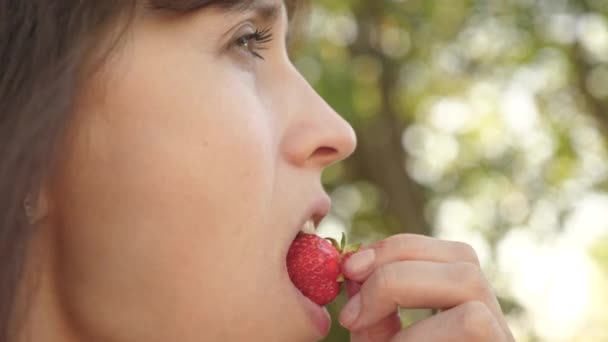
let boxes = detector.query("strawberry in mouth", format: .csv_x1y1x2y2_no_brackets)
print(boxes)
286,221,360,306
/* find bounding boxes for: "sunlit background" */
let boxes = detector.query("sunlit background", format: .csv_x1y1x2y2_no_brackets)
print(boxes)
289,0,608,341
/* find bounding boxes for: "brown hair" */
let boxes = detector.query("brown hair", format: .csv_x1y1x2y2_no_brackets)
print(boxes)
0,0,307,340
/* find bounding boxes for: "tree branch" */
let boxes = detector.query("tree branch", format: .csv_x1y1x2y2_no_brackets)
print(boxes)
345,5,430,236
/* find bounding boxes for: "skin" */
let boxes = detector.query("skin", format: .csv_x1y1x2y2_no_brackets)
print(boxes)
16,0,514,341
341,235,516,341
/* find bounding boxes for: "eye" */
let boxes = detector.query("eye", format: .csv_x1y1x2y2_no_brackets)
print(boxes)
234,27,273,60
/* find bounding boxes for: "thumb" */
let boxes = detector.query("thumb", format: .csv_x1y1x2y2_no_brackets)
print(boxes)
345,280,402,342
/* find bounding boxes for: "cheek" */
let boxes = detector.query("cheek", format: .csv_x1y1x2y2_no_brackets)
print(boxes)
52,45,285,338
65,54,276,244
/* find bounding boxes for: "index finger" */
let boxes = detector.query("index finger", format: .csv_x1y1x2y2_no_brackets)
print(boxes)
343,234,481,282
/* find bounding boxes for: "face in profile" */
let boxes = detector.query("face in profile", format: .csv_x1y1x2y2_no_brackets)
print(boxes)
41,0,356,341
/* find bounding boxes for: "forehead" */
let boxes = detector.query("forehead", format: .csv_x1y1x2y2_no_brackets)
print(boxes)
147,0,293,26
147,0,287,14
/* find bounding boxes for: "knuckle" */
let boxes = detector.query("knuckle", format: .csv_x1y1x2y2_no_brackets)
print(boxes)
359,263,400,307
387,233,417,250
453,241,481,266
460,301,499,340
452,261,478,283
371,263,398,298
362,313,402,341
452,262,490,299
388,234,429,260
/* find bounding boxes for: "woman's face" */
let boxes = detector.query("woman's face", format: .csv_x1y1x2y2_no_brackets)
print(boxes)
47,1,356,341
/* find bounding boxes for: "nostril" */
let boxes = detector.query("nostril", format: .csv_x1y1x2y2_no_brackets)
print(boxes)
314,146,338,158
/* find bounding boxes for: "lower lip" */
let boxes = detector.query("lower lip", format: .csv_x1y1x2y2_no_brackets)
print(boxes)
295,288,331,337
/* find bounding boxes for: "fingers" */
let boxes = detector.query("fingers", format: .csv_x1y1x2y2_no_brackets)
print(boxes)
339,261,501,332
350,312,401,342
389,301,507,342
340,234,514,340
345,279,362,298
343,234,480,281
346,279,401,342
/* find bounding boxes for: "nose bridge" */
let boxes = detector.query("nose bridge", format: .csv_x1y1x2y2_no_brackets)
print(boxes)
281,64,357,169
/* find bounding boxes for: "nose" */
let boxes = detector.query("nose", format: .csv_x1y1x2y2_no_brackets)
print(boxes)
280,69,357,169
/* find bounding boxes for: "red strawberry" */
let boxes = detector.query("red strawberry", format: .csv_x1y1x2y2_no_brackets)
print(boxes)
286,232,360,306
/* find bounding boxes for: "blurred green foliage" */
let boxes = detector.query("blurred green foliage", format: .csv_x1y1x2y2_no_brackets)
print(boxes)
290,0,608,341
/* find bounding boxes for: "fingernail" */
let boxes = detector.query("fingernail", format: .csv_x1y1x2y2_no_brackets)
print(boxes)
346,249,375,275
339,292,361,328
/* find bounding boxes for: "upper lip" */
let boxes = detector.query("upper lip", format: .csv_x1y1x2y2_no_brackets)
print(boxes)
297,194,331,234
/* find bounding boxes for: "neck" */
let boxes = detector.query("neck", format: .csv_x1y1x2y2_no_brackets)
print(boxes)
11,223,79,342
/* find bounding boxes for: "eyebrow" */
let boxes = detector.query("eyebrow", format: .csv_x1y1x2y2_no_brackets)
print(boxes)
217,0,287,44
147,0,288,42
149,0,283,22
228,0,283,24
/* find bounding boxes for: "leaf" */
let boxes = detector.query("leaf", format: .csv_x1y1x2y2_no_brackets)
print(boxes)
326,237,341,251
343,243,362,254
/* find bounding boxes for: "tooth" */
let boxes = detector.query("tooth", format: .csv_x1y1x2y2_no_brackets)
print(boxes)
300,219,316,234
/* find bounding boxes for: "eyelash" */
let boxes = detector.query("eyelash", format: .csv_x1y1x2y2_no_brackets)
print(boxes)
234,27,273,60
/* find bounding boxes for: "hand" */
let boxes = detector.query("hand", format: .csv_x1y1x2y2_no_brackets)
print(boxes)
339,234,515,342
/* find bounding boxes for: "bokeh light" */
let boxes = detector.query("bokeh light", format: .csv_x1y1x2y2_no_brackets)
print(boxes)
295,1,608,341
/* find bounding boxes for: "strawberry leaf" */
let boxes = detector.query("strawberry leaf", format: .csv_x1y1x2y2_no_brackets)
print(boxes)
343,243,362,254
326,237,341,251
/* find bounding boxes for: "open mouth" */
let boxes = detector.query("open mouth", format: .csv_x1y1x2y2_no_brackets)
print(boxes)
287,226,333,338
284,196,333,337
291,195,330,241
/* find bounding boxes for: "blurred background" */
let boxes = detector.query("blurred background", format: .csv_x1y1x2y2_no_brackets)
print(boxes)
288,0,608,341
